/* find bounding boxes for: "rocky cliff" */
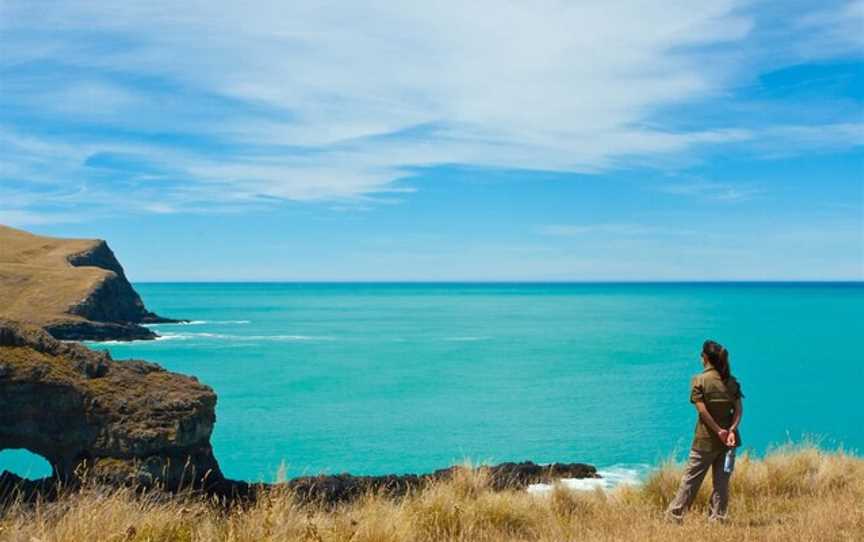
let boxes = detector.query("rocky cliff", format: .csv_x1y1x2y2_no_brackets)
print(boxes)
0,320,222,490
0,225,178,341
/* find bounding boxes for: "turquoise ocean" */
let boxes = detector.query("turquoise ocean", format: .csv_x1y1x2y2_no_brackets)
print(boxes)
4,282,863,485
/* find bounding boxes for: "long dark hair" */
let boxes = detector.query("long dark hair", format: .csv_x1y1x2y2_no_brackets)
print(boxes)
703,340,730,381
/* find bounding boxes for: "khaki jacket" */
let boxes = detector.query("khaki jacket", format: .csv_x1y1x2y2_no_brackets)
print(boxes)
690,367,743,452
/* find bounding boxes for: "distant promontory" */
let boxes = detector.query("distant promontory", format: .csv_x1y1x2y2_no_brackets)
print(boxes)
0,225,179,341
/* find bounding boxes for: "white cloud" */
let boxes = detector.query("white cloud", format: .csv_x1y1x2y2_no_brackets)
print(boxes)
0,0,860,219
762,123,864,151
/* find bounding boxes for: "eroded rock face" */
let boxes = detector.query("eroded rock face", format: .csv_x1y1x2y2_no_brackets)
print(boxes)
0,320,222,490
64,240,171,326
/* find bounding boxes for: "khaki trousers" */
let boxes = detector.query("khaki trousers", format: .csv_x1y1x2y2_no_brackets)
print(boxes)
665,448,732,521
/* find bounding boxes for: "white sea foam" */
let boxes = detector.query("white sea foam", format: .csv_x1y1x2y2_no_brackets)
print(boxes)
88,333,185,343
145,320,251,327
152,332,334,342
89,329,331,344
526,465,647,495
153,332,201,341
84,338,167,345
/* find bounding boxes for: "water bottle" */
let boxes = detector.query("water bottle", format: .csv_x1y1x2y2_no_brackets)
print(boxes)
723,447,736,473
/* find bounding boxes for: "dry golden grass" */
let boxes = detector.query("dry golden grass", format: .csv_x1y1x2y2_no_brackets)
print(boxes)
0,224,106,326
1,445,862,542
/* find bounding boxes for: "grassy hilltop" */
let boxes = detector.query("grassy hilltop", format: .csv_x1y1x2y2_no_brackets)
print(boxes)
1,445,861,542
0,225,103,327
0,225,173,340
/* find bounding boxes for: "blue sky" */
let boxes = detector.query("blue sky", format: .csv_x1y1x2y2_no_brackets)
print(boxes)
1,0,862,280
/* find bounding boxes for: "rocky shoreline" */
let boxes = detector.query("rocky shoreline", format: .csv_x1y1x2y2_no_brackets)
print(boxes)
1,461,599,506
0,319,598,505
43,319,162,341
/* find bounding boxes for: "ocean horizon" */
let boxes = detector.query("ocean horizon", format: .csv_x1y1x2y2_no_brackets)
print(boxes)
133,280,864,285
3,281,862,486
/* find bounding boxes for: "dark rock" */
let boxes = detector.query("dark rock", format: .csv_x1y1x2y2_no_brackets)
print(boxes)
65,240,179,326
285,473,425,504
455,461,598,491
44,320,159,342
281,461,599,505
0,470,58,503
0,320,222,491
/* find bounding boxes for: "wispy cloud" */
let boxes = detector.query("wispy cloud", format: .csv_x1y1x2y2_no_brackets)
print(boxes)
0,1,861,222
0,209,84,227
794,0,864,56
658,180,764,201
537,223,695,237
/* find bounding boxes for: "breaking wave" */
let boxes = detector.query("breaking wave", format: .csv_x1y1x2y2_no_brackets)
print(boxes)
526,464,648,495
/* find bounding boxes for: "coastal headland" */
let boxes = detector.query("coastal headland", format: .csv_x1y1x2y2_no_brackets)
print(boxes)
0,225,178,341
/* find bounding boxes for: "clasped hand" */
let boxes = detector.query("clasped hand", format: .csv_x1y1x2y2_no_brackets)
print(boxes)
718,429,736,447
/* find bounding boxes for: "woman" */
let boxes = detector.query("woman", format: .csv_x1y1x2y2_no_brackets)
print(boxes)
666,340,744,523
